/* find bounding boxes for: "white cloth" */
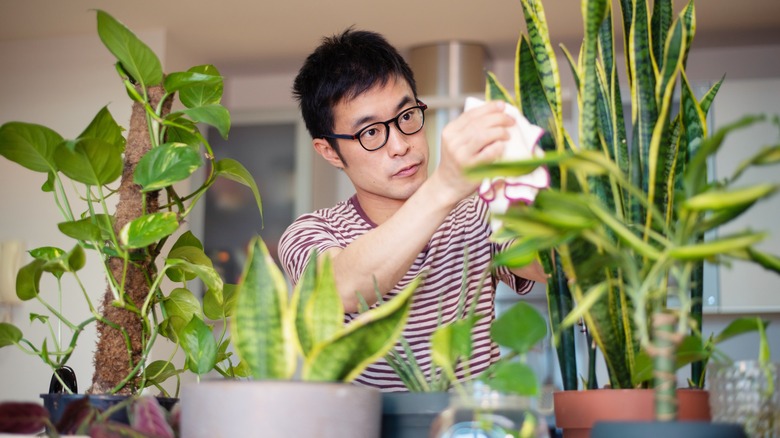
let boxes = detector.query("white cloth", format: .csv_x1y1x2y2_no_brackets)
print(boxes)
464,97,549,230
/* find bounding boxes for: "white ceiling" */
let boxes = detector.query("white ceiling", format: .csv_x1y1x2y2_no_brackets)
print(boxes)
2,0,780,74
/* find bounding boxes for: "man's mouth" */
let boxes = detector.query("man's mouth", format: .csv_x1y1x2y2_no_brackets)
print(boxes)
393,163,420,178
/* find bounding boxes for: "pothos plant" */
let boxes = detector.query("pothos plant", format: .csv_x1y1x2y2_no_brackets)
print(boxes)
0,10,262,396
467,0,780,421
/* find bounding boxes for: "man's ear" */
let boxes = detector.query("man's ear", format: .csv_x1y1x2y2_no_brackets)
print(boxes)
313,138,345,169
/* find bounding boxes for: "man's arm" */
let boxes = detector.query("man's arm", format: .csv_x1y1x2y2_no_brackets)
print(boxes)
327,101,516,312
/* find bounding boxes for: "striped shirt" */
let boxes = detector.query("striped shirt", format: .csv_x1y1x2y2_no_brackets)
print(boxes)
278,194,533,391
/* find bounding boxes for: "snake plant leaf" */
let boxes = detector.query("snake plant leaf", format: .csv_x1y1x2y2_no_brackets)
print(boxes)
485,71,513,105
679,0,697,68
134,142,203,193
517,37,556,146
174,104,231,140
96,10,163,87
304,256,344,351
579,0,609,154
485,361,540,396
303,277,418,382
651,0,673,66
0,122,63,173
431,314,484,384
519,0,562,122
0,323,23,347
232,237,295,380
177,65,224,108
179,315,218,375
54,138,123,186
540,250,578,390
215,158,263,220
120,212,179,250
161,288,203,341
699,76,724,115
291,251,319,356
629,0,658,191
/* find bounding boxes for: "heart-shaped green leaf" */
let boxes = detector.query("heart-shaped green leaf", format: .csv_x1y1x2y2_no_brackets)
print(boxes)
0,122,63,173
96,10,163,87
120,212,179,249
134,143,203,192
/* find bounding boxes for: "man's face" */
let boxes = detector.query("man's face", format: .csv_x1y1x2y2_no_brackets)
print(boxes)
324,77,429,205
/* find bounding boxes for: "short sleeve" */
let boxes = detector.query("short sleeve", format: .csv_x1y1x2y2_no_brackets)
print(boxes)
277,213,346,284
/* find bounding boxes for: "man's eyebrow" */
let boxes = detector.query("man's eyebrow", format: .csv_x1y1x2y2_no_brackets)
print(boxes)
349,96,415,131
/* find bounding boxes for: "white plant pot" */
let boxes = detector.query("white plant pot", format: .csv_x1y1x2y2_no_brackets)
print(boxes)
181,380,382,438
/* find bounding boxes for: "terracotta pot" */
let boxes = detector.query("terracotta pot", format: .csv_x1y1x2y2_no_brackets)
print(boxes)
553,389,710,438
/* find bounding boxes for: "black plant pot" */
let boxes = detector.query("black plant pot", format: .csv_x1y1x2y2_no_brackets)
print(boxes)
40,393,179,426
591,421,747,438
381,392,450,438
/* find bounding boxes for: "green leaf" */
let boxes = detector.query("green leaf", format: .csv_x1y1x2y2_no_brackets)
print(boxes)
16,259,45,301
119,212,179,249
162,288,203,340
174,104,230,140
215,158,263,220
0,122,63,173
143,360,179,387
0,323,23,347
164,258,223,292
291,251,319,356
134,143,203,192
78,106,126,149
491,301,547,355
431,314,483,382
171,230,203,251
303,277,418,382
204,283,237,320
96,10,163,87
54,138,123,186
232,237,295,380
712,317,767,344
177,65,224,108
747,248,780,274
669,232,767,261
58,217,102,242
304,256,344,351
484,361,539,396
165,244,212,283
179,316,218,375
682,184,777,212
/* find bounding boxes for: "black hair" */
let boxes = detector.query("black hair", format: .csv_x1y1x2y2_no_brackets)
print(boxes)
292,28,417,160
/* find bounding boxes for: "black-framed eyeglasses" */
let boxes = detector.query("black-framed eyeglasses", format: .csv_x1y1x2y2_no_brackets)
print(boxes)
320,101,428,151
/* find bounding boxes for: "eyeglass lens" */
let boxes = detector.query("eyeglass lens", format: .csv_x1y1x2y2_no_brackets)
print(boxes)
359,106,424,150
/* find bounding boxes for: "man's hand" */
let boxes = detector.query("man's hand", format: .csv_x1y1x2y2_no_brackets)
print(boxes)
429,100,516,204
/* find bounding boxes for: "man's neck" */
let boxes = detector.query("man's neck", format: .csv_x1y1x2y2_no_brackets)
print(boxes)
353,192,406,226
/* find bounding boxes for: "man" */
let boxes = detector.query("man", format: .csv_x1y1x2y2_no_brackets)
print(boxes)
279,29,546,391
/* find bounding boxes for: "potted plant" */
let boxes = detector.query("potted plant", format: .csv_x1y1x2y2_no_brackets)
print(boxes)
467,0,779,435
180,238,418,438
0,9,262,424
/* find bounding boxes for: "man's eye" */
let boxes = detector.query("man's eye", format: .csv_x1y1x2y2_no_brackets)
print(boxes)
361,126,381,139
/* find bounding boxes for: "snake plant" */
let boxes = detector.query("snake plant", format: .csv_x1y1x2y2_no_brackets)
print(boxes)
468,0,780,420
232,237,417,382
